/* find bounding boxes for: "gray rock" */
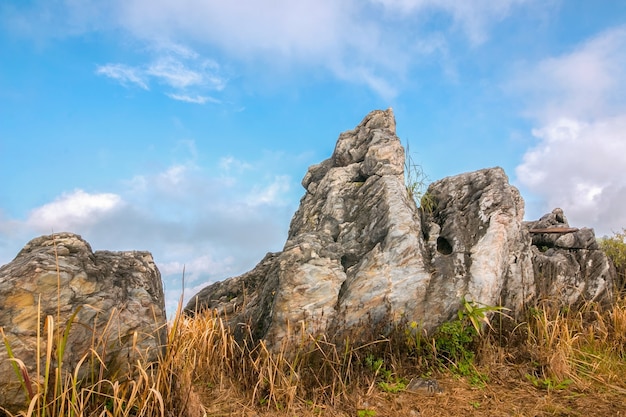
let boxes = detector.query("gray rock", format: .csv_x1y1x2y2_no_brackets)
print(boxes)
525,208,613,305
186,109,413,342
0,233,167,414
531,247,613,306
525,208,599,250
188,109,425,343
185,108,616,348
421,167,535,319
405,377,444,395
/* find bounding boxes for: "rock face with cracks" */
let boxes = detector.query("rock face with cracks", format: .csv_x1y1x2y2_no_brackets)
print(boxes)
185,108,615,347
525,209,614,306
0,233,167,414
420,167,536,321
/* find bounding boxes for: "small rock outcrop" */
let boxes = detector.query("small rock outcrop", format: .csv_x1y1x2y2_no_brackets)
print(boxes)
0,233,167,414
185,109,616,347
526,209,614,306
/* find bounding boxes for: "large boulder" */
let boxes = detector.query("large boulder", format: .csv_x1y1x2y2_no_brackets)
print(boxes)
0,233,167,414
185,108,616,347
421,167,536,319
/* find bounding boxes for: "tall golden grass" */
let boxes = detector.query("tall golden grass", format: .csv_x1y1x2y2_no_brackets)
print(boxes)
1,298,192,417
2,292,626,416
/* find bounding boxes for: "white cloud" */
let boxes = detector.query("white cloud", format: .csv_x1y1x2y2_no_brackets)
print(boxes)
117,0,349,59
26,189,123,231
371,0,534,45
96,43,227,103
166,93,219,104
159,253,235,283
159,164,187,186
219,156,252,172
0,151,300,316
513,26,626,235
246,175,291,206
150,41,200,60
158,252,237,314
116,0,532,54
146,57,203,89
517,116,626,234
510,26,626,121
6,0,543,97
96,63,149,90
145,57,219,90
82,0,537,96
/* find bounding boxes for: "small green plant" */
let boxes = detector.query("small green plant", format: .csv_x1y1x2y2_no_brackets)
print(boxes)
458,297,509,337
364,354,391,381
428,298,505,386
525,374,573,391
364,354,383,372
357,409,376,417
434,320,476,368
364,354,407,393
378,380,407,393
404,320,426,355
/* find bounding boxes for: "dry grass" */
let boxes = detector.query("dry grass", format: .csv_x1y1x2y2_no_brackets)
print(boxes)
2,294,626,417
174,296,626,416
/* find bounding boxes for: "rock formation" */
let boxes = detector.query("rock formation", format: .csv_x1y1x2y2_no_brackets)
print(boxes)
0,233,167,414
185,108,615,348
421,167,536,319
526,209,614,306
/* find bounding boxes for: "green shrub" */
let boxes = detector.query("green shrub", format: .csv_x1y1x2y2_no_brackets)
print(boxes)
600,228,626,292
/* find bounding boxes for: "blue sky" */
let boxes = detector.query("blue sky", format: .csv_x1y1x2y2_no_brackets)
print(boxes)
2,1,626,315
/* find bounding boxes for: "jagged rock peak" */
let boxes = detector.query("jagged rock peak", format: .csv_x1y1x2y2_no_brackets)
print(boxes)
187,108,420,344
302,108,401,194
331,107,397,167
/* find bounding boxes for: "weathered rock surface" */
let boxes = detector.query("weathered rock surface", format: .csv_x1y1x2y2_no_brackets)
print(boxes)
185,108,616,347
187,109,430,343
0,233,167,414
421,167,536,318
525,209,614,306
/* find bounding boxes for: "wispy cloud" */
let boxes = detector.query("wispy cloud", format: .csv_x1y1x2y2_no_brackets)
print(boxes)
166,93,220,104
246,175,291,207
219,156,253,173
146,57,204,89
509,26,626,121
96,43,227,104
77,0,540,97
6,0,547,97
371,0,538,45
96,63,149,90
